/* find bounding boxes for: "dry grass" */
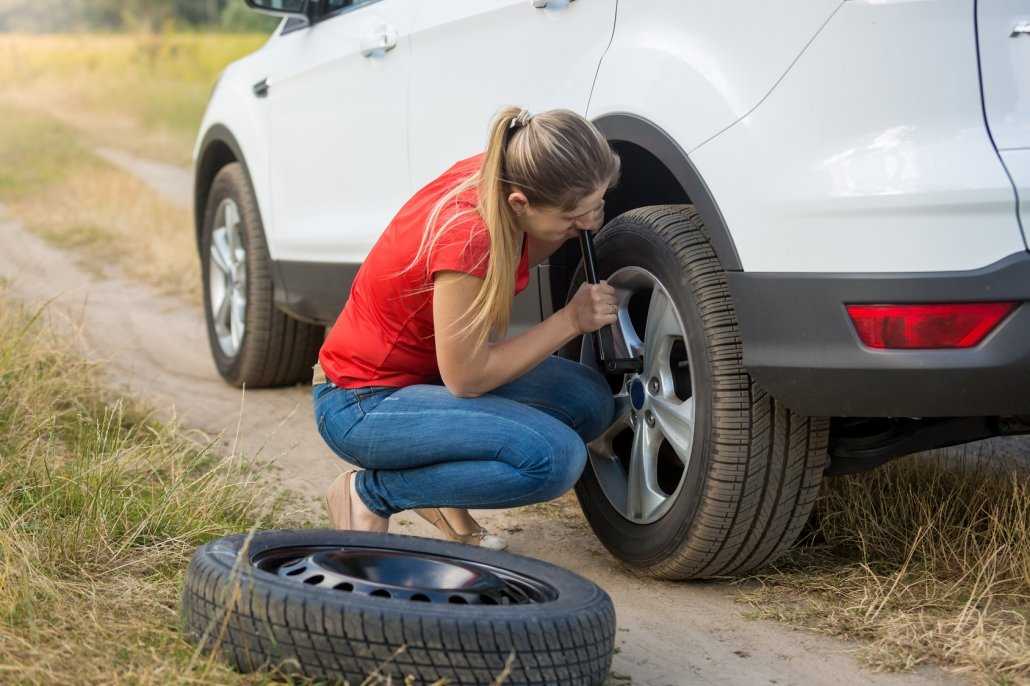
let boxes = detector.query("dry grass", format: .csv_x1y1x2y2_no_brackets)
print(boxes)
0,289,319,684
0,32,264,300
740,458,1030,684
0,32,268,166
0,100,200,300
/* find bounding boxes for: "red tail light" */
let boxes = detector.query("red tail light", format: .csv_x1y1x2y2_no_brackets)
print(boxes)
846,302,1018,349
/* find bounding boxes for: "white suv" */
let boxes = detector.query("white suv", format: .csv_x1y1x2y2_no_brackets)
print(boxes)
193,0,1030,579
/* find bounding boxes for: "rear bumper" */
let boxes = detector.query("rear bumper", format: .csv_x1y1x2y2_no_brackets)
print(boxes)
727,252,1030,417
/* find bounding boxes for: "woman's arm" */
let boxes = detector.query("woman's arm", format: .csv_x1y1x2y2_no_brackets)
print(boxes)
433,270,581,398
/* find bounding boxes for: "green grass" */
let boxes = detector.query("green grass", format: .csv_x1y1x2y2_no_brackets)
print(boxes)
0,100,92,198
0,290,309,684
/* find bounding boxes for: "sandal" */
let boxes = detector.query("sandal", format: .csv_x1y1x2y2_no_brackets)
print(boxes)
413,507,507,550
325,471,355,530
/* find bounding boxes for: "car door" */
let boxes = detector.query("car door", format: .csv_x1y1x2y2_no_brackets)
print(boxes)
407,0,618,187
977,0,1030,248
263,0,417,264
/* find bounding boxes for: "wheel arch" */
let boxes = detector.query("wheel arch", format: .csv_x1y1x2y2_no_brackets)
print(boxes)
545,112,742,314
194,124,257,252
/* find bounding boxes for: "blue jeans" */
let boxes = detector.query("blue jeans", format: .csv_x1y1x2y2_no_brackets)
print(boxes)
312,355,615,518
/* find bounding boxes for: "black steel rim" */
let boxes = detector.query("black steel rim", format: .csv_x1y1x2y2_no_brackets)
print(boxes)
252,545,559,606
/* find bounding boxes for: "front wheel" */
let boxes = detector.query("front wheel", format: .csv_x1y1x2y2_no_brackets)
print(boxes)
562,205,829,580
200,163,323,388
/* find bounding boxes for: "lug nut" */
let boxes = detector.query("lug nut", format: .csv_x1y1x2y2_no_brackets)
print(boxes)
645,411,655,427
648,377,660,394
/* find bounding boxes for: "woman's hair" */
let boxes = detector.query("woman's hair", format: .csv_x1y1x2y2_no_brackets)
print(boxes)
391,106,621,351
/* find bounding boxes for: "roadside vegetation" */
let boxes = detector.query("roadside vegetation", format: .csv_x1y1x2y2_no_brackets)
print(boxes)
0,289,310,684
743,458,1030,684
0,32,267,165
0,100,200,298
0,32,264,299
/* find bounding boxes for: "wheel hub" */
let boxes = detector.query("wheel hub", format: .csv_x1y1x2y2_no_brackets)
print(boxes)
577,265,697,525
629,376,646,410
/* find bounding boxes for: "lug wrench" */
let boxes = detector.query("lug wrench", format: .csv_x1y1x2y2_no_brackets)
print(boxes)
578,229,644,375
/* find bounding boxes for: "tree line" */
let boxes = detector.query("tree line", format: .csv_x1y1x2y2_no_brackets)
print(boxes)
0,0,281,33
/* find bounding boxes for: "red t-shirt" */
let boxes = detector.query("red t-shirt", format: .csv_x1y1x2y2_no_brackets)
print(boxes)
319,152,531,388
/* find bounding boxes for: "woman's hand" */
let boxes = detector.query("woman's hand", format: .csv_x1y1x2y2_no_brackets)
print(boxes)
562,279,618,335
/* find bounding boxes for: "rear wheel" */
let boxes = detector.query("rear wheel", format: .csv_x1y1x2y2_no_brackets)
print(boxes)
561,205,829,579
201,163,323,388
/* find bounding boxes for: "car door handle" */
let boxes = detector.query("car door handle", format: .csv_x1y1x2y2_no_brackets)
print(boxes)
1012,21,1030,37
531,0,575,8
360,25,398,57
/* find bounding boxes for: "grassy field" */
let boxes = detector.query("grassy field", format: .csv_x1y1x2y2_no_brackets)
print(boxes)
0,100,200,298
0,32,268,166
0,32,267,300
0,289,316,684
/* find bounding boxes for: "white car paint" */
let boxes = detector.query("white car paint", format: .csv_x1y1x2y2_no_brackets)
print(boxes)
977,0,1030,151
195,53,277,249
194,0,1027,273
1002,148,1030,238
978,0,1030,251
407,0,617,189
260,0,416,264
586,0,841,154
686,0,1025,272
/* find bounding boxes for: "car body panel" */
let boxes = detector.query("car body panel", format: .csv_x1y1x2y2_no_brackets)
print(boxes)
1000,148,1030,242
977,0,1030,248
194,49,277,252
977,0,1030,151
689,0,1025,272
587,0,842,155
407,0,617,188
260,0,416,264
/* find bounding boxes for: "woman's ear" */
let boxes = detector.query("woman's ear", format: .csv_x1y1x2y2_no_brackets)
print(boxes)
506,191,529,216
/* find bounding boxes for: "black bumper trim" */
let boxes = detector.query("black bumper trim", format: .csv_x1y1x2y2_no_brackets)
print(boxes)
727,252,1030,417
271,260,359,325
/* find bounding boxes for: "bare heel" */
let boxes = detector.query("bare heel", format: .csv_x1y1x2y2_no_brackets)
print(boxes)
413,508,507,550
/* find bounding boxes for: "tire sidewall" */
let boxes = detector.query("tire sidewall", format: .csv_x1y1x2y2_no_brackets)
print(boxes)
566,215,719,568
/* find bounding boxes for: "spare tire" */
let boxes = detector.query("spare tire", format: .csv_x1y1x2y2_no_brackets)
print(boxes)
180,529,616,685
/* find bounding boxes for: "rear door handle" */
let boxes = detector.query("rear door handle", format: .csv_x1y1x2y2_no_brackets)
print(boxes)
360,24,398,57
532,0,575,8
1012,21,1030,36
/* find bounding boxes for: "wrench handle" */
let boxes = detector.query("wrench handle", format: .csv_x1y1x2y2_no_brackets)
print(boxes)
578,230,616,366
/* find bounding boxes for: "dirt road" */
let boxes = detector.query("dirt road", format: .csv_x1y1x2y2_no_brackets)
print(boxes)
0,148,969,685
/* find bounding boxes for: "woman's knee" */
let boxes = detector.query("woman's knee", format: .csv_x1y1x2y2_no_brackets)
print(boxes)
509,425,587,502
566,363,616,442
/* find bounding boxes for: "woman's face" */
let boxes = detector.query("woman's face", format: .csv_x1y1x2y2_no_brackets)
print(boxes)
508,185,607,243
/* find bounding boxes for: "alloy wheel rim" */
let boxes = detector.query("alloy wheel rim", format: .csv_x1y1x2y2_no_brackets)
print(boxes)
579,266,696,525
208,198,247,358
